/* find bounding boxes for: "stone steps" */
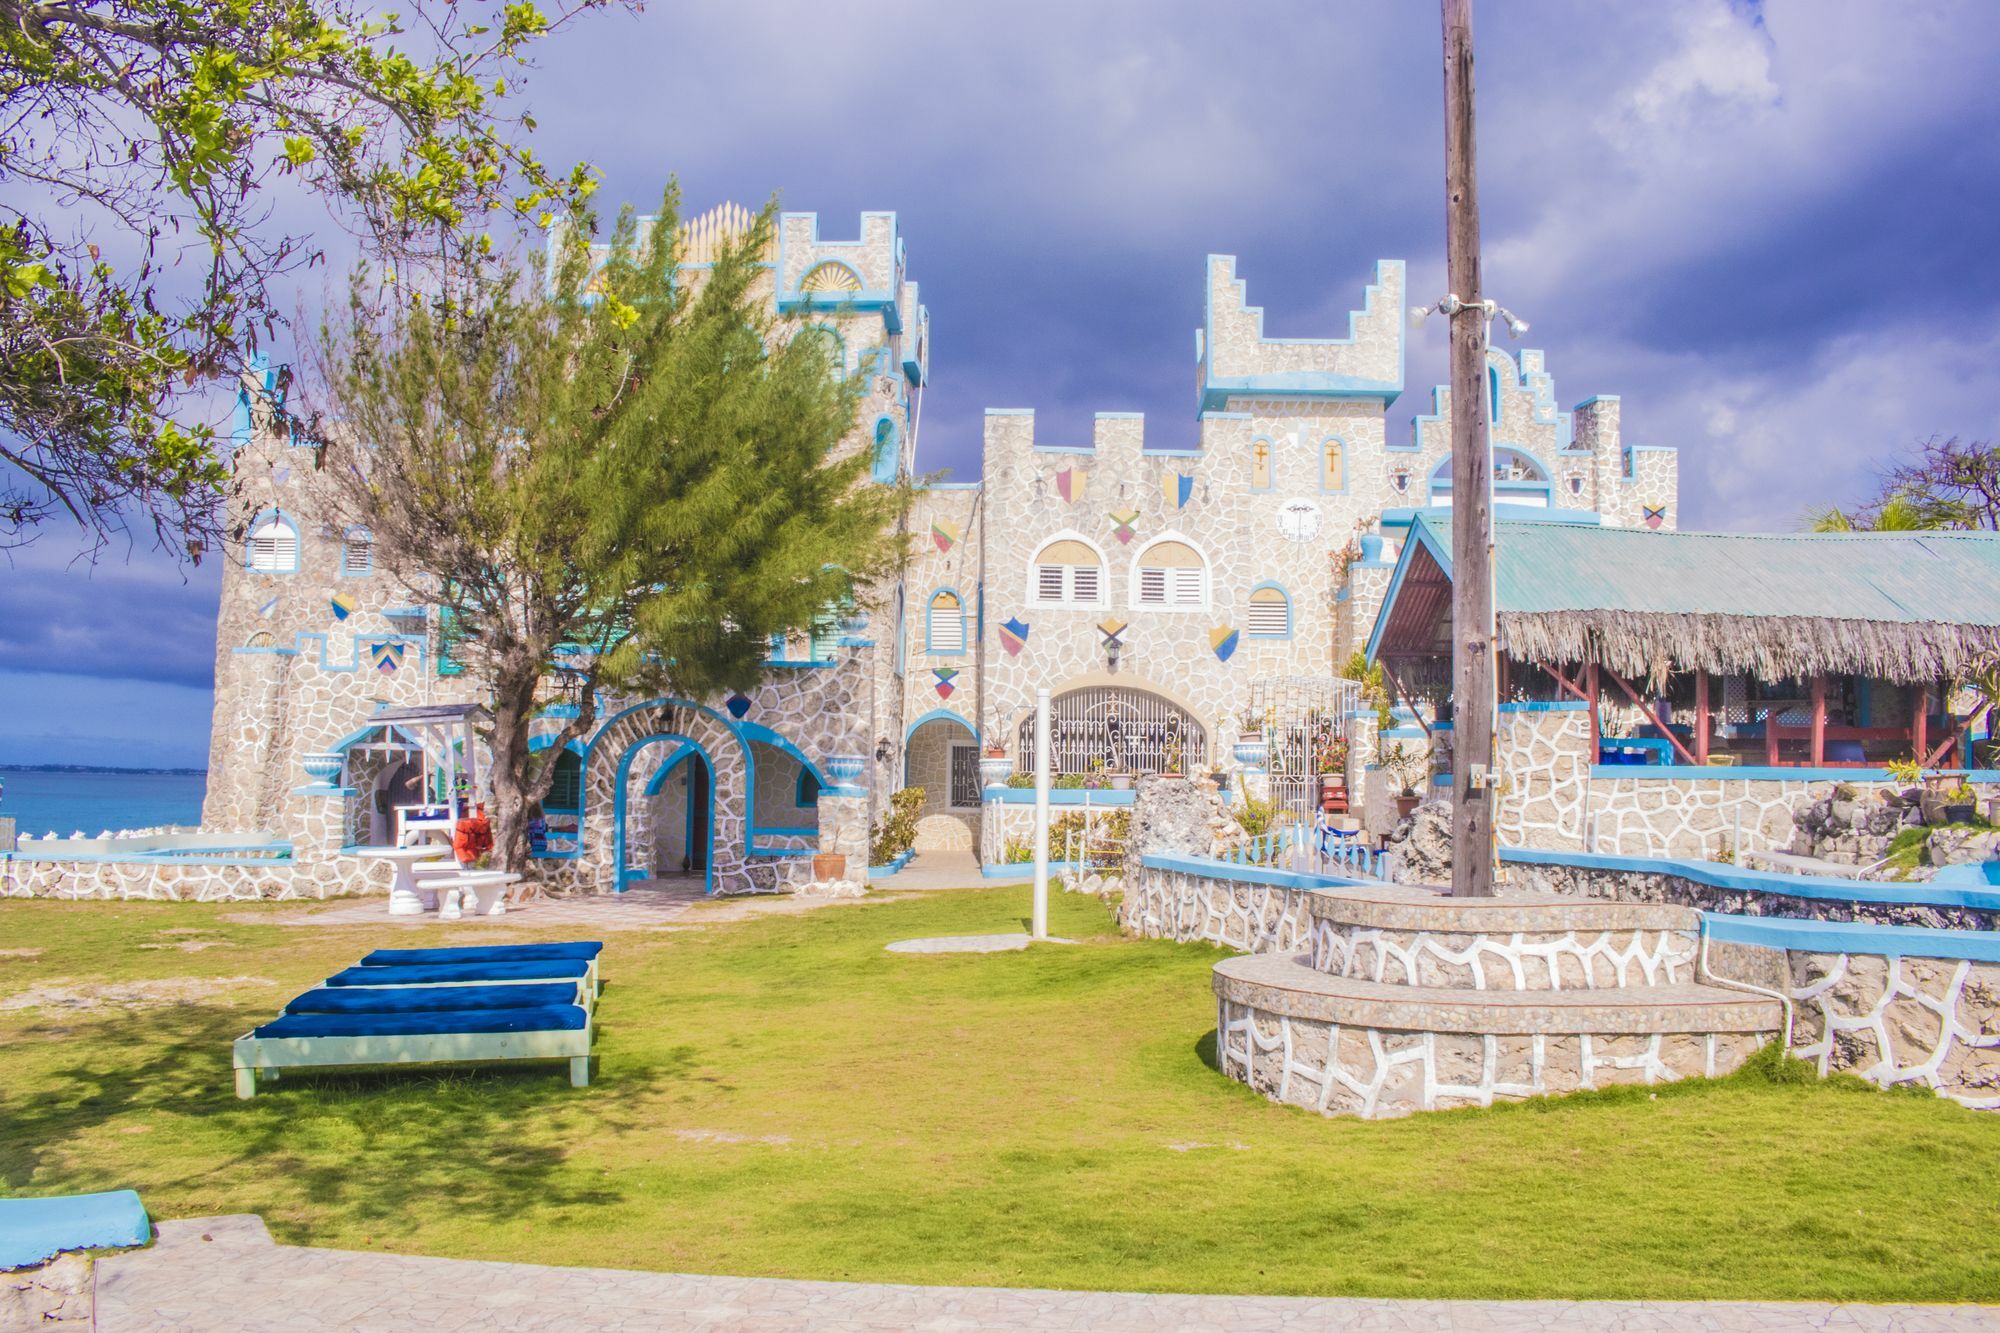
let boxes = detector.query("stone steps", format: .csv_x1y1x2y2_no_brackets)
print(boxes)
1213,951,1781,1118
1304,884,1702,991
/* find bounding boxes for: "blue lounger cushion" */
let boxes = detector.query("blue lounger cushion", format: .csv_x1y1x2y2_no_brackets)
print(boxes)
359,942,603,967
285,983,580,1014
0,1189,151,1269
251,1005,587,1040
323,959,589,987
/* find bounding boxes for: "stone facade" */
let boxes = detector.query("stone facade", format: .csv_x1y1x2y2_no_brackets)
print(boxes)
1788,951,2000,1108
136,215,1680,902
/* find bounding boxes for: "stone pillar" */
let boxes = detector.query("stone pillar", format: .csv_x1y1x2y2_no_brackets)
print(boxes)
816,790,870,882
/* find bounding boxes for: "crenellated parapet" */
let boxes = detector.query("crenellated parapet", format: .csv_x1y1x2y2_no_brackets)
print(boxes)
1404,349,1677,530
1199,257,1405,415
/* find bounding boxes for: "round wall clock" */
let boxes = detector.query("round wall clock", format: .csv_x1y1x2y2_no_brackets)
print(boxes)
1277,499,1322,543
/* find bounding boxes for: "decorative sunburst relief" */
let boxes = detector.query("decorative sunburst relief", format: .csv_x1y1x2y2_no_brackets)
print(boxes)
799,261,863,293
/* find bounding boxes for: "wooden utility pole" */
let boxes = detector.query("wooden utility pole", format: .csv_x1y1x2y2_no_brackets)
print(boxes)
1442,0,1495,896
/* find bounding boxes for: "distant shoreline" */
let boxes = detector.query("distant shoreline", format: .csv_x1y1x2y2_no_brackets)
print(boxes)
0,764,207,777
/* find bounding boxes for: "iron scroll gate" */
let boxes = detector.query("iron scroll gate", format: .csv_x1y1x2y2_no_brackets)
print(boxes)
1016,688,1209,776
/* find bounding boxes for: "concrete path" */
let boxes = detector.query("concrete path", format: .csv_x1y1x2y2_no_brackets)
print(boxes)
93,1216,1996,1332
868,849,1003,890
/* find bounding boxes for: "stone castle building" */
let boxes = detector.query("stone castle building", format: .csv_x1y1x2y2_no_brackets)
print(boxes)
199,204,1677,893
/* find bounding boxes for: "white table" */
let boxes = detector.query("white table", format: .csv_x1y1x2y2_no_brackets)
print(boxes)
354,846,454,915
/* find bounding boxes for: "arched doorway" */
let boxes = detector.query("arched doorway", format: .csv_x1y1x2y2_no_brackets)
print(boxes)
613,734,715,893
1020,687,1208,777
904,708,979,851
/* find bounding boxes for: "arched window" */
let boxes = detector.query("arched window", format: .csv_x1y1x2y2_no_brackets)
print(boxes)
1489,364,1504,424
246,513,299,573
340,527,373,576
1248,584,1291,638
1320,438,1346,492
872,417,899,485
1030,536,1105,608
926,589,965,654
1132,538,1207,609
1249,436,1274,491
803,324,845,374
1428,447,1551,508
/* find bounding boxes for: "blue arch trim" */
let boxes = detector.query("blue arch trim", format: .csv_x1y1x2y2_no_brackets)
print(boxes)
643,744,695,795
904,707,977,747
612,734,714,895
871,416,900,485
584,698,832,865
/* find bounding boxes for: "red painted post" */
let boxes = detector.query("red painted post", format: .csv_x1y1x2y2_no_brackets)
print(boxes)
1915,686,1929,767
1810,676,1827,767
1694,670,1710,766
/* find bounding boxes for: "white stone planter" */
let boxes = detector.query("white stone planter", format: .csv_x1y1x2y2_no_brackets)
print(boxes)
300,751,344,785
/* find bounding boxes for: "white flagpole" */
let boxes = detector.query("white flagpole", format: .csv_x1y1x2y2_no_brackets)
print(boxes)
1032,687,1051,940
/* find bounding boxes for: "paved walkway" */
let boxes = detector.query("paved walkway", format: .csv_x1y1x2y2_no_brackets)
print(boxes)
869,849,1007,890
93,1216,1996,1332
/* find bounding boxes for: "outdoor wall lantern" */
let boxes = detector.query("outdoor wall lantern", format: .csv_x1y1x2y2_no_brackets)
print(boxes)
874,736,892,763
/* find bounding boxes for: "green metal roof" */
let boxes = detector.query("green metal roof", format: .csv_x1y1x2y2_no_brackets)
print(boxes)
1415,515,2000,626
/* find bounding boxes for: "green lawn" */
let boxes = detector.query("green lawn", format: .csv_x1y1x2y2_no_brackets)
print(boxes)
3,886,1998,1301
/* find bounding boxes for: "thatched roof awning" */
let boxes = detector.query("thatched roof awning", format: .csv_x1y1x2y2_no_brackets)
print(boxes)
1368,516,2000,685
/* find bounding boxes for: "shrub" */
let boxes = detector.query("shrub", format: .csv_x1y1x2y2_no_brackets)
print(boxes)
869,787,925,865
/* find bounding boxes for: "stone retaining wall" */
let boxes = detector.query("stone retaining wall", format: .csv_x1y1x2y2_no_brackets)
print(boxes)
1,855,394,901
1119,857,1327,954
1505,853,2000,932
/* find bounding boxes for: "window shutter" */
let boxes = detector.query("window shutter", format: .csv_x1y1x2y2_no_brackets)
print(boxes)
1071,565,1100,602
1249,588,1289,636
1138,568,1166,605
1170,568,1202,605
341,532,372,575
928,592,964,653
1037,565,1066,601
247,519,297,572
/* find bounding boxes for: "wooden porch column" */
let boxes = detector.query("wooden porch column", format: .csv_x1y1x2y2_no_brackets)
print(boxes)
1765,694,1780,767
1586,663,1600,761
1915,686,1929,767
1810,676,1827,767
1694,669,1710,766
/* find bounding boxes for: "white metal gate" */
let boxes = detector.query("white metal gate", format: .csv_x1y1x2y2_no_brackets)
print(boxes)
1249,676,1363,827
1017,687,1208,776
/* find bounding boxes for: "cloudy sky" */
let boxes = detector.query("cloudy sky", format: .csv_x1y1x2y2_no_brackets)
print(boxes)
5,0,1997,767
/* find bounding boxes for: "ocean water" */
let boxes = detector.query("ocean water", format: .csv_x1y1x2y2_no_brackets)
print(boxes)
0,769,208,839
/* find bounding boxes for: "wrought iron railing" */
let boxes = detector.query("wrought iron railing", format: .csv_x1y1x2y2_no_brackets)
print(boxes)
1018,687,1207,777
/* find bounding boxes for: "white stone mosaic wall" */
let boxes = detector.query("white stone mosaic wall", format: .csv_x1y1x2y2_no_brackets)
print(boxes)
1119,863,1316,954
1216,996,1763,1119
1309,918,1698,991
1497,705,1826,860
1788,951,2000,1110
2,855,392,901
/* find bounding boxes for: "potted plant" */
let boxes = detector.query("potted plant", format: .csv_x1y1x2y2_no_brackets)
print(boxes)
1382,741,1426,818
1943,782,1978,826
978,745,1013,789
1157,735,1187,780
1232,707,1269,769
812,852,847,882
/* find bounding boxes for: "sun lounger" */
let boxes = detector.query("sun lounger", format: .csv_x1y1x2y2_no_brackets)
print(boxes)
358,942,604,966
322,960,596,1007
232,1003,590,1098
285,982,582,1014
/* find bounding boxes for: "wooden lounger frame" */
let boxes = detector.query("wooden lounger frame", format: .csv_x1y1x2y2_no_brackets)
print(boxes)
232,1021,592,1099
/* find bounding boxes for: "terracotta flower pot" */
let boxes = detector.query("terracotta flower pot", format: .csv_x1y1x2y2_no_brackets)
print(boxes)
812,852,847,882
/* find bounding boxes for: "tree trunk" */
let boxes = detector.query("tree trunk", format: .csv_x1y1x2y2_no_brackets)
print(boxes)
487,682,537,875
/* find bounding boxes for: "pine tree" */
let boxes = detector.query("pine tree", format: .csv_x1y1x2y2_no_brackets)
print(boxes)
306,187,907,872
